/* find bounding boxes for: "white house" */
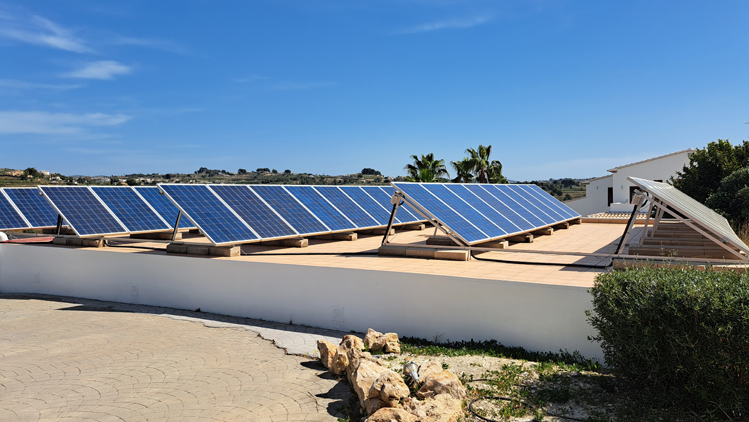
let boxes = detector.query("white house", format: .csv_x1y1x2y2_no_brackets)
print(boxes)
567,149,695,216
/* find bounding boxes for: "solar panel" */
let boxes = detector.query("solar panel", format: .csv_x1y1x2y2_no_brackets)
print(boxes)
250,185,329,235
210,185,298,239
0,190,30,230
39,186,128,236
159,184,258,245
522,184,580,220
313,186,380,229
284,186,356,232
339,186,394,226
393,183,489,244
378,186,423,222
392,182,580,245
91,187,171,233
2,187,60,228
134,186,196,229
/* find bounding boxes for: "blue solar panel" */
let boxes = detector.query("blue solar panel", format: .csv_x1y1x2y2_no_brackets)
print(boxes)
377,186,422,222
210,185,298,239
393,183,488,244
250,185,328,235
284,186,356,232
91,187,171,233
442,185,521,236
422,184,507,239
483,185,548,227
313,186,380,229
501,185,557,225
510,185,566,220
360,186,404,224
159,184,258,245
523,185,580,219
462,185,535,232
0,191,30,230
134,186,196,229
3,188,59,228
39,186,128,236
339,187,394,226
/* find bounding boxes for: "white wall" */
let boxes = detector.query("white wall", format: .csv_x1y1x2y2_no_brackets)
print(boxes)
0,244,602,360
610,151,691,205
567,176,612,216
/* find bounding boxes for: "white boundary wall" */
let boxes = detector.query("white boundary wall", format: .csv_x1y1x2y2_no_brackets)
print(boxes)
0,244,602,359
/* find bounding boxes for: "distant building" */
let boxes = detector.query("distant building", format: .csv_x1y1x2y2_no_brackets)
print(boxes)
40,170,50,177
566,149,695,216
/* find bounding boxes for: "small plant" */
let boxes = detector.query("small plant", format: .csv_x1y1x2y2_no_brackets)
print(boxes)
441,362,449,370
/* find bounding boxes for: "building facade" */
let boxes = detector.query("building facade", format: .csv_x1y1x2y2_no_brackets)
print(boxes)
567,149,694,216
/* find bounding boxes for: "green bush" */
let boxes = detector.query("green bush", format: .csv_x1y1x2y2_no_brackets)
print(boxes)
587,266,749,418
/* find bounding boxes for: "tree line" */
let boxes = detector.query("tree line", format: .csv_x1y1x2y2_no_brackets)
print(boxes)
404,145,507,184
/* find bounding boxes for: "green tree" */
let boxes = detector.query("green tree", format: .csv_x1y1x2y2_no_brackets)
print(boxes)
21,167,39,180
672,139,749,203
486,160,508,184
450,158,474,183
404,153,449,182
466,145,507,183
125,178,138,186
706,167,749,226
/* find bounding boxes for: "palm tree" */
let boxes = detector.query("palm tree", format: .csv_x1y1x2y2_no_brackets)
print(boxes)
466,145,507,183
486,160,508,184
450,158,475,183
404,153,449,182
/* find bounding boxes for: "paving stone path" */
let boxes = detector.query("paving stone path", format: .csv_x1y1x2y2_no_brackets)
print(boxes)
0,294,352,421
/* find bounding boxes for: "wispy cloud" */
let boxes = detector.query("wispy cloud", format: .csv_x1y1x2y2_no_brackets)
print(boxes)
64,61,133,80
0,111,131,134
272,81,337,91
234,74,270,83
0,79,83,91
397,15,493,34
0,14,91,53
113,36,193,55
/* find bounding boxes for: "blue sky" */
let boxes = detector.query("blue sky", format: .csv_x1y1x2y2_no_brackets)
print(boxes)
0,1,747,180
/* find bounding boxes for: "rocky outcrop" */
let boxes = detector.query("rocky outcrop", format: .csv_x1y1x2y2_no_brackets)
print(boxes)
351,358,389,409
369,370,411,407
418,361,443,380
317,340,337,369
364,328,383,349
366,407,415,422
417,370,466,400
402,395,463,422
371,332,399,352
330,334,367,375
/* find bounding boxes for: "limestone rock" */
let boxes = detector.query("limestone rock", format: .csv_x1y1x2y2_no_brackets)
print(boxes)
351,358,390,408
418,361,443,381
417,370,466,400
346,348,367,384
365,328,383,349
365,397,387,416
403,395,463,422
340,334,365,351
317,340,337,369
331,347,349,375
372,332,399,352
366,407,415,422
368,370,411,407
384,340,401,354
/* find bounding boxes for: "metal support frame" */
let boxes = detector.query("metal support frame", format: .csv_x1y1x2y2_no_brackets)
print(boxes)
639,201,656,246
170,211,182,242
381,201,400,246
55,214,64,235
615,193,646,255
383,192,469,248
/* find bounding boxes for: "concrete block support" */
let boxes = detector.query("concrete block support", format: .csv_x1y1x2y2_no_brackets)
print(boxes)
507,234,534,243
131,232,181,241
260,238,308,248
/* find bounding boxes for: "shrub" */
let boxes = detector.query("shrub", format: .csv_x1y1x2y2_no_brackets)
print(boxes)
587,266,749,417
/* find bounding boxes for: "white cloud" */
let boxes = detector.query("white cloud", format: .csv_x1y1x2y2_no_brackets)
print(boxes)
64,61,133,80
113,36,193,55
397,15,492,34
0,14,91,53
0,111,131,134
0,79,83,91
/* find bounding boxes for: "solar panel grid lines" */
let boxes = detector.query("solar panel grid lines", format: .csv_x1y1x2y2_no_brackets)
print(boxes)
38,186,129,237
504,184,557,223
422,184,506,240
463,184,531,232
133,186,196,229
0,189,31,230
339,186,397,226
158,184,258,245
443,184,519,236
359,186,404,224
209,185,298,240
309,186,360,228
249,185,330,236
312,186,381,229
377,186,421,222
284,185,356,232
130,187,175,228
3,187,63,228
510,185,564,220
393,183,489,244
483,185,547,227
91,186,172,234
521,184,577,220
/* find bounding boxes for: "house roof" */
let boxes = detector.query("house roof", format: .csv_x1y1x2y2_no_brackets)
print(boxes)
606,149,695,173
581,174,613,185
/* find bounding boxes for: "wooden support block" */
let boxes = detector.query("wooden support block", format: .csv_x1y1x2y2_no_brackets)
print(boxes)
261,238,308,248
52,237,68,245
402,223,426,231
186,245,211,256
534,227,554,236
475,240,508,249
209,246,241,257
426,236,458,246
131,232,181,241
553,222,570,230
405,247,436,259
569,218,582,225
507,234,534,243
378,245,408,257
332,232,357,241
166,243,188,254
434,250,470,261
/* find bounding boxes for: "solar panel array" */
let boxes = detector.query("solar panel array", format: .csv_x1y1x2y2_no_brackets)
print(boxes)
133,186,196,229
159,184,426,246
3,187,62,229
0,189,30,230
392,182,580,245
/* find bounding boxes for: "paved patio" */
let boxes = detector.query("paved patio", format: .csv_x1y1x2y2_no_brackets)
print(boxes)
0,294,352,421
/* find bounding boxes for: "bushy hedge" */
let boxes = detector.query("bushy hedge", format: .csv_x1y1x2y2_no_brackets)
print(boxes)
587,266,749,418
